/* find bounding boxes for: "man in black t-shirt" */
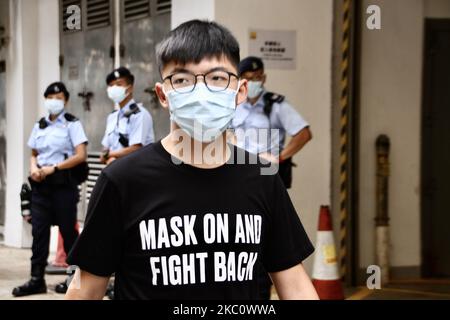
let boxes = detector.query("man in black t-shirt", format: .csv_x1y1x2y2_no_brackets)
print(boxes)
65,20,318,300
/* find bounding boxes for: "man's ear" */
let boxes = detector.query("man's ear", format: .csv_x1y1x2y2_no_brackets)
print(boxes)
262,73,267,86
236,79,248,106
127,84,134,95
155,83,169,110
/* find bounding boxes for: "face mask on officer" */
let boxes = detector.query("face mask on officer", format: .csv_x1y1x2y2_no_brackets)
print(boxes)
164,82,240,143
107,85,130,104
45,98,65,115
247,81,264,99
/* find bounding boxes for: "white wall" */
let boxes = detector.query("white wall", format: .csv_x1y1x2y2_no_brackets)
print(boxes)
4,0,59,248
358,0,450,271
359,0,424,269
215,0,334,272
425,0,450,18
172,0,215,29
5,0,37,247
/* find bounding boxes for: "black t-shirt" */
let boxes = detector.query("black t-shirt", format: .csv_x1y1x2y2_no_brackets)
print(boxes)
67,141,314,300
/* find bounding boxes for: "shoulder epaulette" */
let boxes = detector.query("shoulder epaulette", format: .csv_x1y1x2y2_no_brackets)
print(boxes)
38,117,48,129
262,92,285,117
64,113,79,122
263,92,285,104
124,103,141,118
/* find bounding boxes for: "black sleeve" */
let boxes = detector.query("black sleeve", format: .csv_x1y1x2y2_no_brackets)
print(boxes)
262,175,315,273
67,173,123,277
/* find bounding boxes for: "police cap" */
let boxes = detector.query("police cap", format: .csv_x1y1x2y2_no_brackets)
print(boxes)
106,67,135,86
44,82,70,100
238,56,264,76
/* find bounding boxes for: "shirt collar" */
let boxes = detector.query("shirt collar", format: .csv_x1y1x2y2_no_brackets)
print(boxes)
243,90,266,109
45,111,66,124
119,99,136,116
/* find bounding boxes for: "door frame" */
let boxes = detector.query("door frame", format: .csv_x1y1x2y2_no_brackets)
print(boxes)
420,18,450,278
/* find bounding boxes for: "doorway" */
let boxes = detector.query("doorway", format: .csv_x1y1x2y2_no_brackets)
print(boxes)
421,19,450,278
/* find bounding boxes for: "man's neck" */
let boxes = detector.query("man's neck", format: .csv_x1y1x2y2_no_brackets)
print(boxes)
162,124,231,169
248,93,262,106
119,95,133,109
49,111,63,122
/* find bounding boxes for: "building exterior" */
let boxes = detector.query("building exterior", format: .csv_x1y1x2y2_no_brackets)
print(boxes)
0,0,449,285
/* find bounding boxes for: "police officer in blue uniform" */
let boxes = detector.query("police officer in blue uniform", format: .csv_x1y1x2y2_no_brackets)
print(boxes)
12,82,88,297
231,56,312,189
100,67,155,165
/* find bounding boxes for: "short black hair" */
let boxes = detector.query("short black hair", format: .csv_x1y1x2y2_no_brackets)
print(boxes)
156,20,240,75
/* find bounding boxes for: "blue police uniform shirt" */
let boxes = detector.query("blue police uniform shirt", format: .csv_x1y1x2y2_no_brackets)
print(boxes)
27,111,88,167
231,91,309,155
101,99,155,152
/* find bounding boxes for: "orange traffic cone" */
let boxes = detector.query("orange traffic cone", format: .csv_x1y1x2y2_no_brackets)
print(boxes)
53,223,80,267
312,206,345,300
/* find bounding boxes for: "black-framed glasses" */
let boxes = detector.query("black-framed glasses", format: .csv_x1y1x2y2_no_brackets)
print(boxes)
163,69,239,94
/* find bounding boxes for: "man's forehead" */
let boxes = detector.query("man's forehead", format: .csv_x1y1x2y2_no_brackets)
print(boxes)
47,92,65,98
110,78,128,85
242,69,264,78
163,56,237,74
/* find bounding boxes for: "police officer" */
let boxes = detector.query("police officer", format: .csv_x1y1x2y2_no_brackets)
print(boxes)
12,82,88,297
100,67,155,165
231,56,312,189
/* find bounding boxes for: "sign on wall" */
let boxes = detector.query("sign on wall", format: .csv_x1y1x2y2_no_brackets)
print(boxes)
248,29,297,70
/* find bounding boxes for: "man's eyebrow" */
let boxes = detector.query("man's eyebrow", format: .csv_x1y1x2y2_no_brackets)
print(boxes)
207,66,234,73
168,66,234,75
169,67,190,74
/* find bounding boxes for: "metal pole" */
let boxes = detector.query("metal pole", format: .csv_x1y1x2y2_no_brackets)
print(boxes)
114,0,121,68
375,134,390,285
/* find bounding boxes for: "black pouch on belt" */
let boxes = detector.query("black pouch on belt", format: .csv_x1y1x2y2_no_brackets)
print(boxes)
69,162,89,185
278,157,296,189
44,169,71,185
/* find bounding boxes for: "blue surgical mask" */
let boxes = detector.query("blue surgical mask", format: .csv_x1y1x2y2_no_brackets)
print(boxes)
107,85,129,104
45,99,65,115
166,83,240,143
247,81,263,99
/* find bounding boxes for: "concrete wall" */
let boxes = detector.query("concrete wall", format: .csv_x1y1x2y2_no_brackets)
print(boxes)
358,0,450,276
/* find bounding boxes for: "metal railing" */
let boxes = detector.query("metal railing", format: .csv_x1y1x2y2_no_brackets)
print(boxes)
77,152,106,222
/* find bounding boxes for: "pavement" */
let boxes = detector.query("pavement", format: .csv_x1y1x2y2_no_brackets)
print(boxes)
1,244,449,300
0,244,67,300
347,280,450,300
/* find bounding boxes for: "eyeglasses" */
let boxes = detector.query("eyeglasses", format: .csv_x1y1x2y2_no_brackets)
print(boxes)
163,69,239,94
